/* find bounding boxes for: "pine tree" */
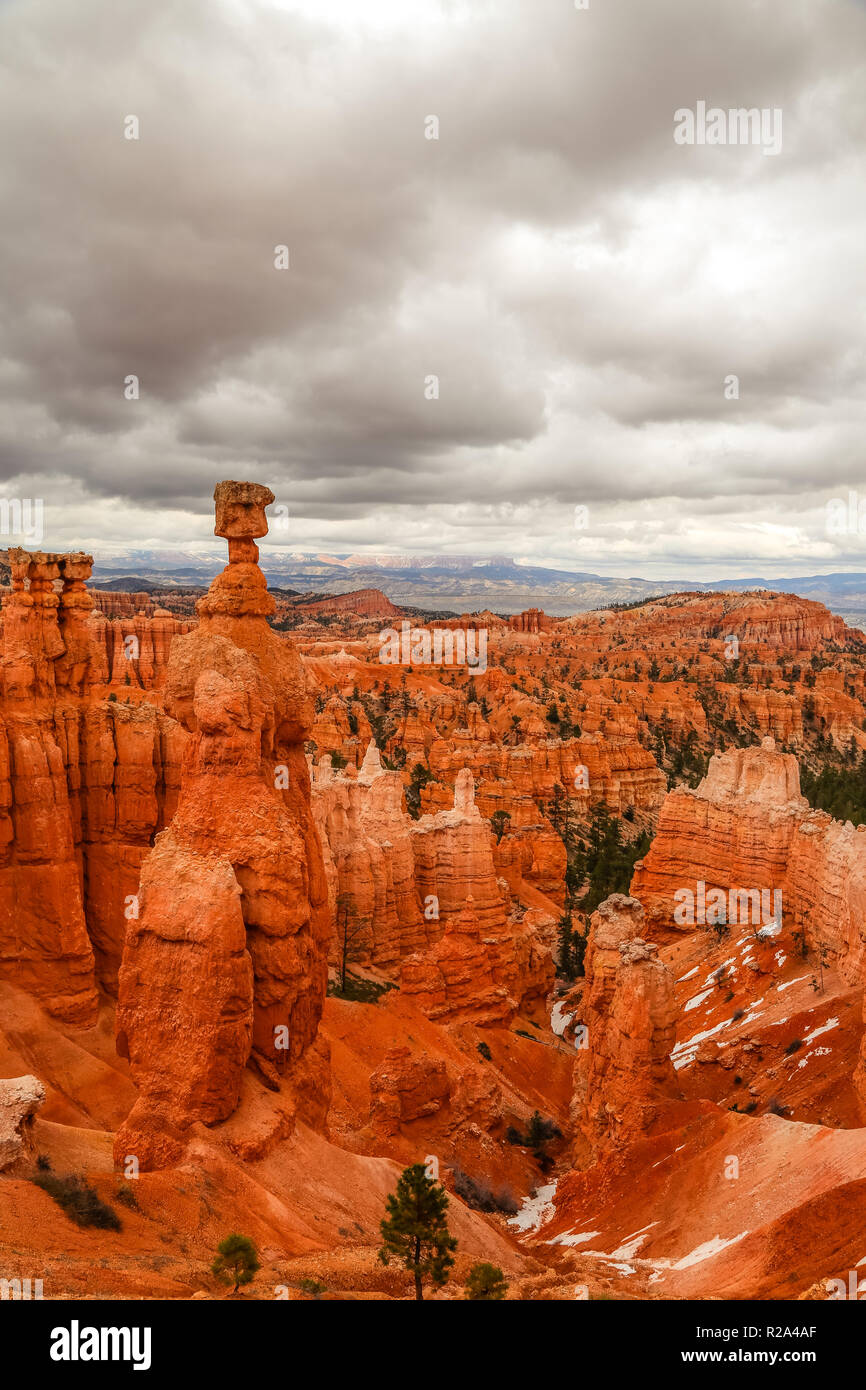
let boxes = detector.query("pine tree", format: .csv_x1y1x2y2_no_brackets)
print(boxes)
464,1262,508,1300
556,911,577,981
525,1110,560,1153
336,891,367,990
378,1163,457,1301
549,782,565,834
572,922,587,977
211,1233,260,1294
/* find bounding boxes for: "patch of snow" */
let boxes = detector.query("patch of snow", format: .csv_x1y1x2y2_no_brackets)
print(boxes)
611,1223,658,1260
552,1246,636,1275
778,974,811,993
704,958,736,985
804,1017,839,1045
549,1222,662,1274
738,1009,763,1027
671,1018,731,1069
550,1229,600,1247
509,1182,557,1233
672,1232,749,1270
706,956,733,978
756,922,782,941
685,987,714,1013
649,1148,684,1168
793,1041,833,1072
677,966,699,983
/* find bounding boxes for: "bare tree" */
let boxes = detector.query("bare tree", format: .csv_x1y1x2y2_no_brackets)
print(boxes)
336,891,368,990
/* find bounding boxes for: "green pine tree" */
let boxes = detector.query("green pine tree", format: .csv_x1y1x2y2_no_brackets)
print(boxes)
464,1262,508,1300
556,911,577,981
211,1233,260,1294
378,1163,457,1301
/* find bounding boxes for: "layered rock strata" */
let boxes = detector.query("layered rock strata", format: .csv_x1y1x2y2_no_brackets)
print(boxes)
399,896,553,1025
311,742,425,967
115,481,331,1168
410,769,511,934
632,738,866,979
632,739,807,936
573,895,681,1152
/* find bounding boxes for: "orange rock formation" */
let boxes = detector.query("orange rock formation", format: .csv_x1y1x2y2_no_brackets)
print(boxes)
294,588,401,619
632,736,866,981
573,895,681,1153
311,742,425,967
115,481,331,1168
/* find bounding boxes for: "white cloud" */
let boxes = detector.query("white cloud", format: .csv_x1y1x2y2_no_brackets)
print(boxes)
1,0,864,577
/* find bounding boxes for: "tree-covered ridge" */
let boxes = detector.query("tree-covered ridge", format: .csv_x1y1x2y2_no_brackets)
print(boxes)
800,749,866,825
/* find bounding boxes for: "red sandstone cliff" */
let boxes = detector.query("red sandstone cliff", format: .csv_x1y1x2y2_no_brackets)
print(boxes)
311,741,426,967
399,894,553,1026
630,738,866,1110
0,551,102,1022
409,769,509,934
0,549,194,1014
294,588,401,619
509,608,555,634
631,736,866,979
631,738,807,936
573,895,682,1154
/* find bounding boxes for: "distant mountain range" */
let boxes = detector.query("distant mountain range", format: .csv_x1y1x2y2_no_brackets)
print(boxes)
84,549,866,624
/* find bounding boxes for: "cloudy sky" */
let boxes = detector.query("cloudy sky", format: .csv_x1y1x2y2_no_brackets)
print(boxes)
1,0,864,578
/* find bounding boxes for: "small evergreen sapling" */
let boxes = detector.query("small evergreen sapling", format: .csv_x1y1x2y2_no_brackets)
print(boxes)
464,1262,508,1300
211,1233,260,1294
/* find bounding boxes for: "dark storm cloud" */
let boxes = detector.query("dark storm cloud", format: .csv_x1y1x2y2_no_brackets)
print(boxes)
0,0,864,570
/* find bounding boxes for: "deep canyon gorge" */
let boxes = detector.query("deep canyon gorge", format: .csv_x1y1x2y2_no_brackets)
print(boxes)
2,480,866,1301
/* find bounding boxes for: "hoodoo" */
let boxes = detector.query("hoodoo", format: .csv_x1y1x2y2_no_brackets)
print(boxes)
114,481,331,1169
573,895,682,1154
